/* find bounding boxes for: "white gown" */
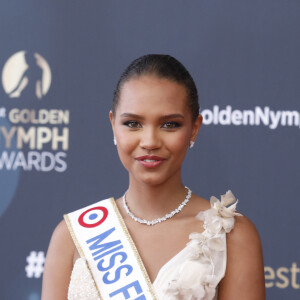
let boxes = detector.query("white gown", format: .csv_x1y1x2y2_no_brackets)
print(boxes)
68,191,241,300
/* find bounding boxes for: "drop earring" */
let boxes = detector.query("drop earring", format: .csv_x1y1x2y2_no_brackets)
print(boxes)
113,137,117,146
189,140,195,148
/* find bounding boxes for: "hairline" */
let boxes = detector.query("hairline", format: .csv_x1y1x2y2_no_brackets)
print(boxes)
112,71,196,121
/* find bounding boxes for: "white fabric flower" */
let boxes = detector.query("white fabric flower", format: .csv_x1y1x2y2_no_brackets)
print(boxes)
197,190,242,234
166,276,206,300
187,233,208,259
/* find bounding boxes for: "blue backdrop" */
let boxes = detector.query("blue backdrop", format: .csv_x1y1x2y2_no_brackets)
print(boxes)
0,1,299,299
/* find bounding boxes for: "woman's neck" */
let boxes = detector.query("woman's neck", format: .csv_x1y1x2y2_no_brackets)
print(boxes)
124,177,189,220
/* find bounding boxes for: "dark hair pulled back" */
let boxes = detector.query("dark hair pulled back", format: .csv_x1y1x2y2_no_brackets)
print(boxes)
112,54,199,122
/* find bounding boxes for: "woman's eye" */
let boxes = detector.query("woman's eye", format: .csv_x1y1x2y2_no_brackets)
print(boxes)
123,121,141,128
162,122,181,129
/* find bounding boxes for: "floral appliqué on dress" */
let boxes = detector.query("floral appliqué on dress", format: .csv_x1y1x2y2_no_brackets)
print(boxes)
162,190,242,300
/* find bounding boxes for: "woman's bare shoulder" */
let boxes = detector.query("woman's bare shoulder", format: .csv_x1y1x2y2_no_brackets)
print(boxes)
228,214,262,246
218,215,265,300
41,219,77,299
53,218,72,237
50,219,76,252
45,219,76,268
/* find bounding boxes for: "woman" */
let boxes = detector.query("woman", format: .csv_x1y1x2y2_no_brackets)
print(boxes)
42,54,265,299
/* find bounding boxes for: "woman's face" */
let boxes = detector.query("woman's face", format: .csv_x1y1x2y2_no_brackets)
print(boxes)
110,75,202,186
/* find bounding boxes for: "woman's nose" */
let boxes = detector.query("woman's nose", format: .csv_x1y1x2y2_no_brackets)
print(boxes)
139,127,161,150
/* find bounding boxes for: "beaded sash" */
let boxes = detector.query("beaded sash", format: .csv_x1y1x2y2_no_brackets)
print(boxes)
64,198,157,300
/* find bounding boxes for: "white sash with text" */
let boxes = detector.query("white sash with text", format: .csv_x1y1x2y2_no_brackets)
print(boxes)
64,198,156,300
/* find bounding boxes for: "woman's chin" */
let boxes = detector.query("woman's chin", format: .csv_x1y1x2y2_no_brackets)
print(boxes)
131,172,178,187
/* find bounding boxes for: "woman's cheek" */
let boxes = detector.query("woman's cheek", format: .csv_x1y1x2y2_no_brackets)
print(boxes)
116,133,138,163
168,132,189,150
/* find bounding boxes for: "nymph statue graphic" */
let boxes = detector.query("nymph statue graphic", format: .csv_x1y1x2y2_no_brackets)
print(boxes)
2,51,51,99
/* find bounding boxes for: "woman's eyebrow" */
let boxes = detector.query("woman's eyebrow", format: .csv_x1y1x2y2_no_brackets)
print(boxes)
120,113,144,119
120,113,184,119
159,114,185,120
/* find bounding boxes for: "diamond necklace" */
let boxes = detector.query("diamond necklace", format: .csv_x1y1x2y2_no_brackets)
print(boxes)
122,186,192,226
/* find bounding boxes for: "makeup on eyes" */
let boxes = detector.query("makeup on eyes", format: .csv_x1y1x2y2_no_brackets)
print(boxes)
161,121,181,129
123,120,141,128
122,120,183,130
120,113,185,129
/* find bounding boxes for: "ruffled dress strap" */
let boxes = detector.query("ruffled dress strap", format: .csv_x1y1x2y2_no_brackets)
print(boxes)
155,190,242,300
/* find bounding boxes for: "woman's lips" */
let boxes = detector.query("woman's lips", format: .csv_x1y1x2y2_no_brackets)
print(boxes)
135,155,165,168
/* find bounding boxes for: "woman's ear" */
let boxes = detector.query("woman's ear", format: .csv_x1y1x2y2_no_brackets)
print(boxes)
191,114,203,141
109,110,115,128
109,111,117,145
109,110,116,135
109,110,114,124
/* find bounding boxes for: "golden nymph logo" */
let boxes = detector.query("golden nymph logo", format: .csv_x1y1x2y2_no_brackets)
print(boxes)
2,51,51,99
0,51,69,172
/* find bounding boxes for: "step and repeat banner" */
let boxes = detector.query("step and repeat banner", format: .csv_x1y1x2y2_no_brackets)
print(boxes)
0,1,299,299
